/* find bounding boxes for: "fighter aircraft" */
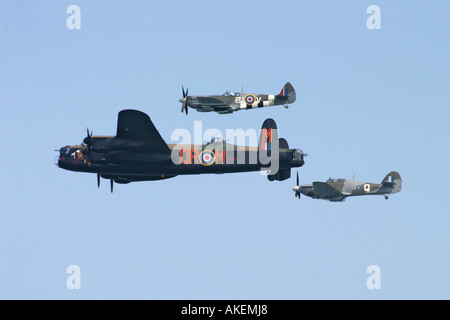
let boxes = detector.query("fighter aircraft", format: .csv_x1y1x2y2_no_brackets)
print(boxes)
57,109,306,192
292,171,402,201
179,82,296,115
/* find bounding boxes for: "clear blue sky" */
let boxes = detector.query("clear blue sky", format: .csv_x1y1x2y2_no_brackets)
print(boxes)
0,0,449,299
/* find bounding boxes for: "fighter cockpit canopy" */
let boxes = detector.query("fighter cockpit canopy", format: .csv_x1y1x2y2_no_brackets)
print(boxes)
209,136,224,144
223,91,240,97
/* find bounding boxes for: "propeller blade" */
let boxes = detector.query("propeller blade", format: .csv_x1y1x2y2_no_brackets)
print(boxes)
184,88,189,115
180,86,189,115
97,174,100,188
110,179,114,193
84,128,94,151
181,102,189,115
295,172,301,199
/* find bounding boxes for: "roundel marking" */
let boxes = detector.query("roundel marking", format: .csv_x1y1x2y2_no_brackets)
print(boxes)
244,94,256,105
199,150,216,166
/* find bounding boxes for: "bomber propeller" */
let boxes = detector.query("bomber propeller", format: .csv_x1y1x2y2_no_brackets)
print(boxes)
83,128,94,151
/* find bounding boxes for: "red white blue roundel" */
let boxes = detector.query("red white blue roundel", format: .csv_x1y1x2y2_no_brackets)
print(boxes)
244,94,256,105
199,150,215,166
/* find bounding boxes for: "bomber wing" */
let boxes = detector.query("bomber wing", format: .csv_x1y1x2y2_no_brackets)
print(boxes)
116,109,170,154
313,182,344,199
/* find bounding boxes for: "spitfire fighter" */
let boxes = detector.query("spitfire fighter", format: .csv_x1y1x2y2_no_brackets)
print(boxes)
57,109,306,192
292,172,402,202
179,82,296,115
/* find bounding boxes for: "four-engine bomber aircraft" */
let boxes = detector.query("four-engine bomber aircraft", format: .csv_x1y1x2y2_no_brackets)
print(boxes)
292,172,402,202
179,82,296,115
57,109,306,192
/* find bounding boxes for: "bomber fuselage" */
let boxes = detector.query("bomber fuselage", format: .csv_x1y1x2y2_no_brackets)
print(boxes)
58,140,305,183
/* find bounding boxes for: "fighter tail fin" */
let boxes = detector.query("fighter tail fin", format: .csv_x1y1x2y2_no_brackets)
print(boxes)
279,82,296,104
381,171,402,194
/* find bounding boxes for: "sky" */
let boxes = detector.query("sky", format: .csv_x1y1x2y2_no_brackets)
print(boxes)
0,0,449,300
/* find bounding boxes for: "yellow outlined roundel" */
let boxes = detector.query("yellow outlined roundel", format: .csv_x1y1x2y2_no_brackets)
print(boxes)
199,150,216,166
244,94,256,105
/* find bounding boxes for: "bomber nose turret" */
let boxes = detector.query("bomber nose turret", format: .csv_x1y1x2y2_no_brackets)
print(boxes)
57,146,70,167
59,146,71,157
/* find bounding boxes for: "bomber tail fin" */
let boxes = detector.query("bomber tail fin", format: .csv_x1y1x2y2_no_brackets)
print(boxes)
381,171,402,194
259,118,278,152
258,119,293,182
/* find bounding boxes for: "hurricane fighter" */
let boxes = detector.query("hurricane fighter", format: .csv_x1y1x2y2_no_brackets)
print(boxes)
292,172,402,202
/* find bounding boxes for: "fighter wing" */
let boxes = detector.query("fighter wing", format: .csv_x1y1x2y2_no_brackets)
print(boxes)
313,182,344,199
196,96,230,110
116,109,170,154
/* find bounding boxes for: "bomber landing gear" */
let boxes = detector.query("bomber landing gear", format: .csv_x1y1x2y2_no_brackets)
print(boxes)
283,105,289,109
385,194,389,200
